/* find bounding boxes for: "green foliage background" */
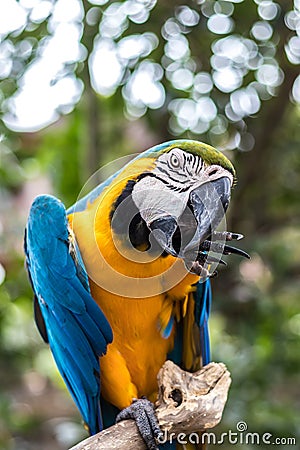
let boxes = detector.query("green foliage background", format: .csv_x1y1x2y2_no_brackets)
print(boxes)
0,1,299,449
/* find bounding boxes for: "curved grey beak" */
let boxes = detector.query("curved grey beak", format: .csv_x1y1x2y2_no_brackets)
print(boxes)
149,177,231,258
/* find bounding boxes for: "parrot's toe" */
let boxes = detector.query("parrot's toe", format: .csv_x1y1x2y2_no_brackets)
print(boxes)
116,397,161,450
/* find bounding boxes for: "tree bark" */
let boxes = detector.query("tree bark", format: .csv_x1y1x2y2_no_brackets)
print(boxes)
69,361,231,450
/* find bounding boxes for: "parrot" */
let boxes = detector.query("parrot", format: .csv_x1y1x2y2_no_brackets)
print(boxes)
24,140,249,449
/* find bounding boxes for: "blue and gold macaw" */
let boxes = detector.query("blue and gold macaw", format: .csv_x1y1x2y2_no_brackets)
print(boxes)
24,140,248,449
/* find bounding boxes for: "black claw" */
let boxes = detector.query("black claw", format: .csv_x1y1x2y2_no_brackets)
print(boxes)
116,398,161,450
229,232,244,241
223,245,250,259
199,240,250,259
212,231,244,241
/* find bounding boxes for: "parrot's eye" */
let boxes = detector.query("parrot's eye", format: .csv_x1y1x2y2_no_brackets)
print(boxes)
169,152,181,169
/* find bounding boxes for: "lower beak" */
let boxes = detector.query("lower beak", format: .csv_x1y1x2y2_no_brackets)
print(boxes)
149,216,178,257
149,177,231,258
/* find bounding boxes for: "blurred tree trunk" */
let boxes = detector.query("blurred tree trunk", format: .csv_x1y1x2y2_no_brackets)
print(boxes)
80,0,102,179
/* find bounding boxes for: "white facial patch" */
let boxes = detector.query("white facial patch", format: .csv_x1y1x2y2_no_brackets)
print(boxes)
132,175,190,225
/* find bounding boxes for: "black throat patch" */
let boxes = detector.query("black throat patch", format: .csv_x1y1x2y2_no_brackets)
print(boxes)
110,179,151,251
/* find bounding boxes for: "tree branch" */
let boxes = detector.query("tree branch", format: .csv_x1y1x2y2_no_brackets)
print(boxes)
69,361,231,450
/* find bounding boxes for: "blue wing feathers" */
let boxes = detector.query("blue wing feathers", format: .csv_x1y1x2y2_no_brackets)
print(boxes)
50,333,101,433
193,278,212,366
24,195,112,435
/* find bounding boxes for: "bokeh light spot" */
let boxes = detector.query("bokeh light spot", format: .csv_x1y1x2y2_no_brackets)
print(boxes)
176,6,200,27
230,87,261,118
213,67,243,93
171,68,194,90
193,72,213,94
0,0,27,36
292,75,300,103
256,63,284,87
251,21,273,40
258,1,280,21
165,35,190,60
207,14,234,34
90,39,123,96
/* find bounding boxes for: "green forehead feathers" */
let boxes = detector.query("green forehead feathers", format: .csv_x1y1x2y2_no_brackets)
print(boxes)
153,140,236,178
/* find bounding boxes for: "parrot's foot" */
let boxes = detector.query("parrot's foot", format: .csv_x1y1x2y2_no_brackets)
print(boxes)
199,230,250,259
199,239,250,259
116,397,161,450
183,230,249,278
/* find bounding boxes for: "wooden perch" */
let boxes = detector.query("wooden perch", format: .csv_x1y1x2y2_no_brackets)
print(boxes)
70,361,231,450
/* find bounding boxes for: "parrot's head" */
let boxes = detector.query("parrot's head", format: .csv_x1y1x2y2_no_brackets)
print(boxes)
110,140,247,276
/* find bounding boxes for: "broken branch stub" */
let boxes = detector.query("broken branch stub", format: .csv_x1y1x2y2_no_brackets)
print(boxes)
155,360,231,437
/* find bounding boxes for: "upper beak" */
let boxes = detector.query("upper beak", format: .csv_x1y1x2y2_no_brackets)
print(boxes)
149,177,231,258
184,176,231,254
